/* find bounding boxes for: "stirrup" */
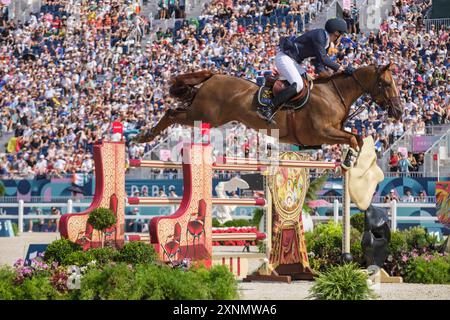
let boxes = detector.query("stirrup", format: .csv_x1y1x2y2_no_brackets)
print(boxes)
256,108,276,125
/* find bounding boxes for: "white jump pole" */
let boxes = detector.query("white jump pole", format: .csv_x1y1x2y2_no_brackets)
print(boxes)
265,174,272,261
342,169,351,258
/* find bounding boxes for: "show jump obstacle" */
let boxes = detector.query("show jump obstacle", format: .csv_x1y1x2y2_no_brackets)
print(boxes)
59,125,342,281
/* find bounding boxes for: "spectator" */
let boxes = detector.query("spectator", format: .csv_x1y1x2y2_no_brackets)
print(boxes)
416,190,427,202
407,151,418,172
158,188,167,197
50,207,61,231
402,190,415,202
127,207,143,232
398,152,413,175
386,189,400,202
388,151,399,172
0,0,447,183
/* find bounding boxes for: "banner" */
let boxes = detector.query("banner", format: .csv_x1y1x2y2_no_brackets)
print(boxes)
412,135,440,153
343,0,351,10
159,149,172,161
436,181,450,228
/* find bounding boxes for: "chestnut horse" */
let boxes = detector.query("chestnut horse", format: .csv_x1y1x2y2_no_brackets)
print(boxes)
134,64,402,151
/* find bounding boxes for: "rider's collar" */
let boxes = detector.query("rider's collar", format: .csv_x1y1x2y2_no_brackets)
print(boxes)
324,30,330,49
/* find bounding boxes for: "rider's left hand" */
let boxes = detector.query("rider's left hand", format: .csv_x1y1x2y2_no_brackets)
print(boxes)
344,66,356,75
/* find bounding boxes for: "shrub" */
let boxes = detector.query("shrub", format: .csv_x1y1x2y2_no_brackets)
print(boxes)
223,219,253,227
403,226,440,251
251,208,264,227
350,227,364,265
88,247,119,265
77,263,238,300
136,264,210,300
118,242,158,265
307,263,377,300
87,208,117,248
78,263,140,300
203,265,238,300
306,221,364,270
15,274,63,300
384,227,443,278
0,267,18,300
44,238,82,264
388,231,408,257
212,218,222,227
350,213,365,233
405,254,450,284
62,251,95,266
307,221,342,256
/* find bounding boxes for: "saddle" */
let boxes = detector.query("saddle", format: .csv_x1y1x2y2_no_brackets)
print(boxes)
257,73,313,110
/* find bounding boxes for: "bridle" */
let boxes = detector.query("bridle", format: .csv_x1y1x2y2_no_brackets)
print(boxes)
330,66,401,120
351,66,401,110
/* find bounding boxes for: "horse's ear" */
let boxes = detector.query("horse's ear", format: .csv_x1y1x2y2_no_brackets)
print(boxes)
380,62,392,73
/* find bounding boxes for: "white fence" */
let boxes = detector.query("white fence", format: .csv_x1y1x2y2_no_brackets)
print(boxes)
0,200,439,234
423,18,450,32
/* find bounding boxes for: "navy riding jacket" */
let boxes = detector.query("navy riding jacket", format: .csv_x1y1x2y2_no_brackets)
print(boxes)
279,28,340,72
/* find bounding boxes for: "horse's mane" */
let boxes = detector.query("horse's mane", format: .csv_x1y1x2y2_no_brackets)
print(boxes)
313,65,377,84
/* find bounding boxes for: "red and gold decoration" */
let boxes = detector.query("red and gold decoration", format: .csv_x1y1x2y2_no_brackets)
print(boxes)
59,142,126,249
267,152,314,280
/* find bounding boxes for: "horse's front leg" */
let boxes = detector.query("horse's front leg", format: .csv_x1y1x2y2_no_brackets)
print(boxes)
320,127,359,150
319,127,359,170
133,111,180,143
350,133,364,152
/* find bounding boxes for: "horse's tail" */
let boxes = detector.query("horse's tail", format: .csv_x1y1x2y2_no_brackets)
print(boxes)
169,70,215,102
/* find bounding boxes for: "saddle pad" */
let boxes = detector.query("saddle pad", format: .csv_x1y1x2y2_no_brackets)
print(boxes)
257,86,273,107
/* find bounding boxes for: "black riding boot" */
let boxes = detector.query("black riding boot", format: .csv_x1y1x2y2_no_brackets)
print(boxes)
259,83,298,122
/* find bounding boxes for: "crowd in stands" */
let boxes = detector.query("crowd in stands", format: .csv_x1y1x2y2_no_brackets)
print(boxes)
157,0,187,19
0,0,448,183
383,188,429,203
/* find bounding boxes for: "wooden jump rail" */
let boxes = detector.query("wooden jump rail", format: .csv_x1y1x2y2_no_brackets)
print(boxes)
127,197,266,206
129,158,338,171
128,231,266,242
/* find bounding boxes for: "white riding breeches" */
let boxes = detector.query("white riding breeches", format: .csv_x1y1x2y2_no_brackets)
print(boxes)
274,52,305,93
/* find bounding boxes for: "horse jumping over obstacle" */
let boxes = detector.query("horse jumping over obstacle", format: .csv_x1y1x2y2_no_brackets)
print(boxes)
134,64,402,151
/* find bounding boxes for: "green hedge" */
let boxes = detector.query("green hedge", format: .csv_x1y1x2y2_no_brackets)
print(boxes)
74,263,238,300
0,263,238,300
350,213,365,233
44,240,155,267
305,221,364,271
405,254,450,284
118,242,158,265
44,239,82,264
212,208,264,228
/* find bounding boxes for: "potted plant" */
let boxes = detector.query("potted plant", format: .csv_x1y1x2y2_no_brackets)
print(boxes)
87,208,117,248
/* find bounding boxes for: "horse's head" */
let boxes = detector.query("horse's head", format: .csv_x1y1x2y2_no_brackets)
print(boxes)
370,63,403,120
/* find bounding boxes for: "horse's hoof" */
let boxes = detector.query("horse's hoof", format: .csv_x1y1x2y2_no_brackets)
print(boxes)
133,130,154,143
341,163,351,171
349,147,359,156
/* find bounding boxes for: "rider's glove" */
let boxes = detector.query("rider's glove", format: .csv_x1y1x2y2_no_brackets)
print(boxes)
344,66,356,75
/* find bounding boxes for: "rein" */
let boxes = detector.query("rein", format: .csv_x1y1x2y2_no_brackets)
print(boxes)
330,78,347,107
330,68,396,121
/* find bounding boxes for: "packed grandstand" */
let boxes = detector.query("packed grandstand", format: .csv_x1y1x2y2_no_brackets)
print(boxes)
0,0,448,185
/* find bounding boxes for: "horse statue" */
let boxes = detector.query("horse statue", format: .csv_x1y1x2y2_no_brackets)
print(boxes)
134,64,402,154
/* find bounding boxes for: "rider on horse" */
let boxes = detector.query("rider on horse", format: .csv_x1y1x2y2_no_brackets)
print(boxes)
257,18,349,122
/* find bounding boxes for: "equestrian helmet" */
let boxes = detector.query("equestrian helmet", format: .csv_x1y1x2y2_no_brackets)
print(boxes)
325,18,348,34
